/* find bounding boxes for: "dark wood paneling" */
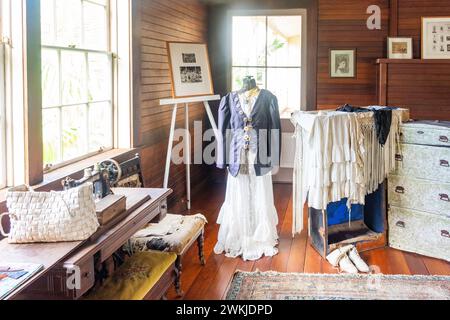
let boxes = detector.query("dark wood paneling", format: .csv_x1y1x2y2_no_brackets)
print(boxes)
397,0,450,59
137,0,209,208
378,59,450,120
317,0,390,110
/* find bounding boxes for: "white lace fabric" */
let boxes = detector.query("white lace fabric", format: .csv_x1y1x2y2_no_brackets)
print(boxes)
214,89,279,261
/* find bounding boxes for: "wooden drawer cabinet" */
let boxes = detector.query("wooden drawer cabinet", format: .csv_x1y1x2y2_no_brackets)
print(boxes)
389,175,450,217
394,144,450,182
388,121,450,262
400,122,450,147
388,206,450,262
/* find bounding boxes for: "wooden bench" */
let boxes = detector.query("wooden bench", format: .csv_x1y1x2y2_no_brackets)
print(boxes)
124,214,207,296
86,250,178,300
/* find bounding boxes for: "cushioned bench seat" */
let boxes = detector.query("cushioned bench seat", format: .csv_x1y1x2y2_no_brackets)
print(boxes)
124,214,207,296
87,250,177,300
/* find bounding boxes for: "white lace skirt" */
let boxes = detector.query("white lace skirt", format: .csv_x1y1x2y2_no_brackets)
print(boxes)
214,171,279,261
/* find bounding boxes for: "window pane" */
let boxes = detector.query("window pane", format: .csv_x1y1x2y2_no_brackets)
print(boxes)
61,105,88,161
55,0,82,48
83,1,108,50
232,16,266,67
88,102,112,152
88,53,111,101
41,0,56,45
267,16,302,67
61,51,87,105
267,68,301,115
232,67,266,92
42,49,60,107
43,108,62,165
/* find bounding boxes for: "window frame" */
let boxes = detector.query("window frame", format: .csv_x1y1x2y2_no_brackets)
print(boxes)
0,41,6,189
230,9,308,114
41,0,116,172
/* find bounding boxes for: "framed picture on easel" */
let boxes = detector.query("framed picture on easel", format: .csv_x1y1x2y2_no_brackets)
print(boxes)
167,42,214,98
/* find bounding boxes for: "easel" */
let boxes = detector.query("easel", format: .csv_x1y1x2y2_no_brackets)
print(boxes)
160,95,221,210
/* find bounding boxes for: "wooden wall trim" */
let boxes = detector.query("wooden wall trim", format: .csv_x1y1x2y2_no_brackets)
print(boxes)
131,0,142,148
25,0,43,185
378,61,388,105
306,0,318,111
389,0,399,36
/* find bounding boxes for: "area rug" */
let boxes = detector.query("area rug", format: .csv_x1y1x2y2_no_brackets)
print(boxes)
226,271,450,300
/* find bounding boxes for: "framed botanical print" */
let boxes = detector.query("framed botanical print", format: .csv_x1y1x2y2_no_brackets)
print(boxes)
388,37,413,59
422,17,450,59
167,42,214,98
329,49,356,78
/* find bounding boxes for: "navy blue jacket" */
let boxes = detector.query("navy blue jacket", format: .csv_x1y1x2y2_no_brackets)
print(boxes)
217,89,282,177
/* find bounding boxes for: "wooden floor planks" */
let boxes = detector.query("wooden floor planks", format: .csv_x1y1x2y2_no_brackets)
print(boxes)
167,182,450,300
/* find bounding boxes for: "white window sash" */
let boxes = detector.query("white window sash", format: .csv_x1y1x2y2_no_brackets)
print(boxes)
230,10,307,110
41,0,116,170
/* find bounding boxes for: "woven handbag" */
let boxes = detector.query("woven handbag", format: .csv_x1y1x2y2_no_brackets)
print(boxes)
0,183,100,243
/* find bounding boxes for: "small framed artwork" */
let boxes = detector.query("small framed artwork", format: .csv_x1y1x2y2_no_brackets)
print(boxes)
422,17,450,59
388,37,413,59
329,49,356,78
167,42,214,98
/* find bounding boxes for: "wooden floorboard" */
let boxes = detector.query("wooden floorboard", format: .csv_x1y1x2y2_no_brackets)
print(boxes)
168,182,450,300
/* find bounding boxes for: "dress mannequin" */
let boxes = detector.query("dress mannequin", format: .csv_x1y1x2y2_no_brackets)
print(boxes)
214,77,280,261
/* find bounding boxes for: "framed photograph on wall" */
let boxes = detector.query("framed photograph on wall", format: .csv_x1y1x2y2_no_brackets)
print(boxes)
329,49,356,78
167,42,214,98
422,17,450,59
388,37,413,59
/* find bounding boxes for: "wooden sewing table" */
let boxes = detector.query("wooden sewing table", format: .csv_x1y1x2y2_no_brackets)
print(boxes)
0,188,172,300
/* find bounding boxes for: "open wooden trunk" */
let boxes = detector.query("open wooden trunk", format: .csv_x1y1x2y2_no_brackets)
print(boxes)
308,183,387,258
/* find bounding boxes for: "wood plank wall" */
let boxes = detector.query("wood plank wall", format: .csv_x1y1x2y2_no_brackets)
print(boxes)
137,0,209,209
317,0,450,110
379,60,450,120
317,0,390,110
397,0,450,59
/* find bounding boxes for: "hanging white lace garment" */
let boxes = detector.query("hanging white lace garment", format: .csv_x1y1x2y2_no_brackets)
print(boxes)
214,89,279,261
291,109,403,235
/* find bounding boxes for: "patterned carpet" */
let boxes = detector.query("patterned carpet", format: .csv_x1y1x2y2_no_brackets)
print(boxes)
226,271,450,300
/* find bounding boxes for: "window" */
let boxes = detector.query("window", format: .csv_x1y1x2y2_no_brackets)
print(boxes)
41,0,114,170
231,12,306,116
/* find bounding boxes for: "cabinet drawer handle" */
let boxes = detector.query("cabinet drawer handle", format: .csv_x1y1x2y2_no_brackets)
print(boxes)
439,136,449,143
439,194,450,202
442,230,450,239
417,131,425,135
395,154,403,162
440,160,449,167
396,221,406,228
395,186,405,194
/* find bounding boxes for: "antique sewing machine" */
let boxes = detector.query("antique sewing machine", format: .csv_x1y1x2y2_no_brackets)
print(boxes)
61,159,123,199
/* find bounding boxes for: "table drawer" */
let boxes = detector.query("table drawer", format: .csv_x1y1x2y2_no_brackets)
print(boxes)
394,144,450,182
389,175,450,218
388,206,450,262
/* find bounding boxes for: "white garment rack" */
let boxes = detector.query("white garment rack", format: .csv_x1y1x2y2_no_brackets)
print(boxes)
160,95,221,210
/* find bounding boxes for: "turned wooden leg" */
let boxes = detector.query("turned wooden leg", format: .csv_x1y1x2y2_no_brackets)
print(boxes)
175,256,184,297
198,231,206,266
